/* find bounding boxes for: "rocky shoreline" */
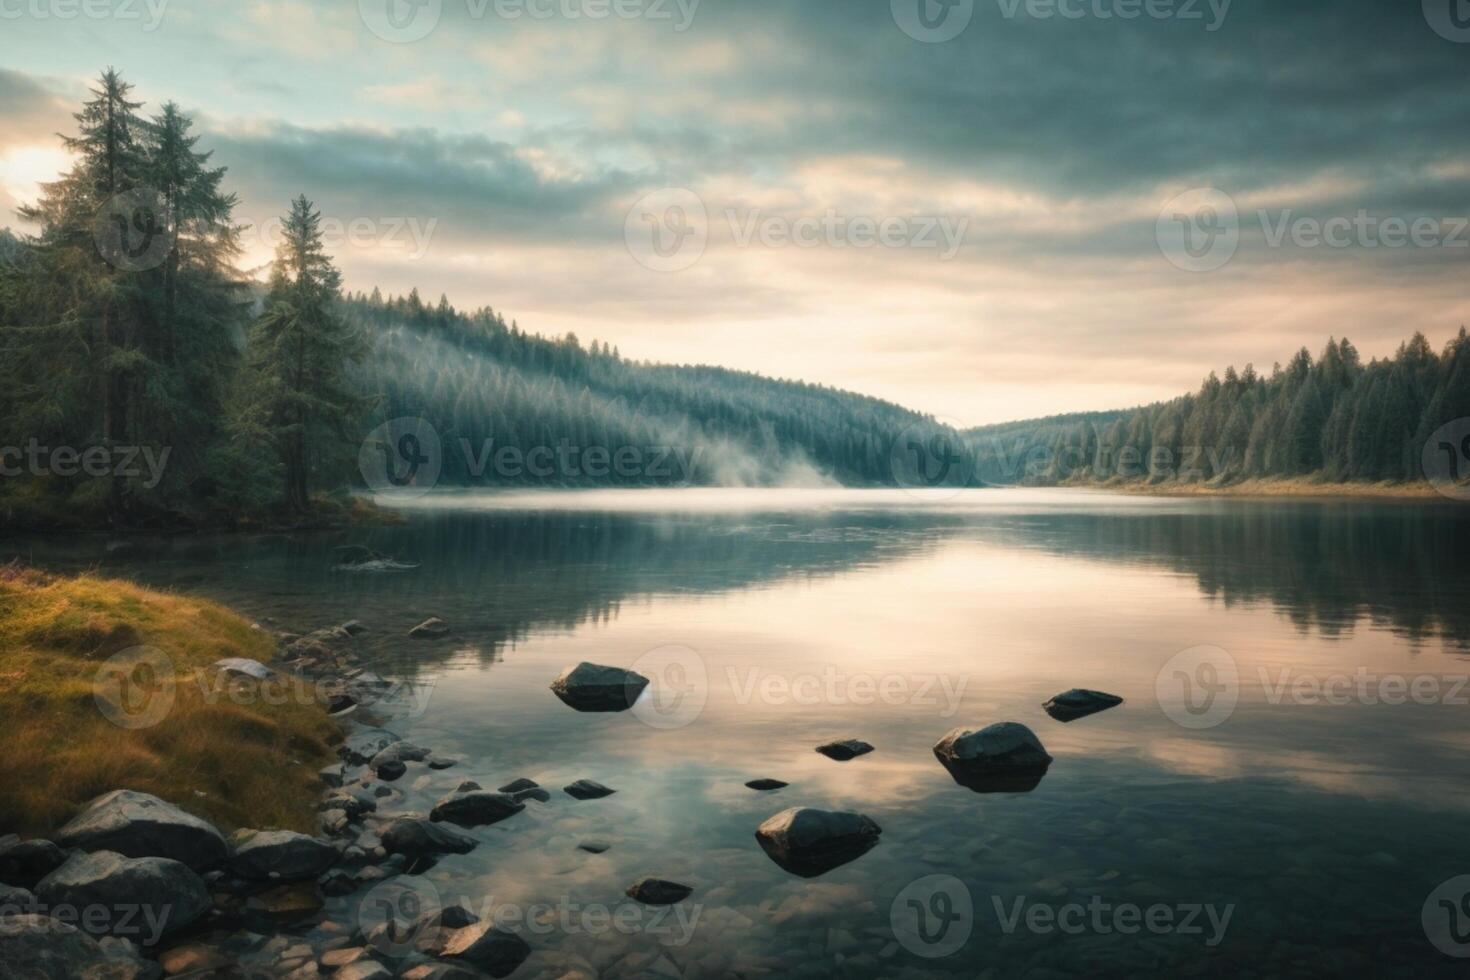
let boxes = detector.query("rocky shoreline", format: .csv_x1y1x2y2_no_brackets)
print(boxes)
0,598,1127,978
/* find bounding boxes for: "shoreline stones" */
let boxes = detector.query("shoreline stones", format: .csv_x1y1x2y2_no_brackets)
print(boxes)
229,830,338,882
381,818,477,857
36,850,211,941
54,790,228,870
756,808,882,878
435,922,532,978
429,791,525,828
933,722,1053,793
815,739,874,761
341,729,402,766
626,877,693,906
0,913,158,979
1043,688,1124,722
0,837,68,888
550,662,650,712
564,780,615,801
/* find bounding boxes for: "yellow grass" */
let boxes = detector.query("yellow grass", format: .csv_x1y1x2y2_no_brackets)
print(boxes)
0,564,339,836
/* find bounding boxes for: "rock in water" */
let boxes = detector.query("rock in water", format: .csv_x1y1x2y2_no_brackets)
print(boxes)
1043,688,1124,722
36,851,210,941
754,808,882,878
550,662,650,712
381,819,478,857
437,923,532,978
0,837,68,889
932,722,1053,793
409,617,450,639
625,877,694,905
0,914,158,979
429,791,525,828
815,739,874,761
53,790,228,870
229,830,338,881
578,840,612,854
745,779,789,791
563,779,616,800
497,778,539,794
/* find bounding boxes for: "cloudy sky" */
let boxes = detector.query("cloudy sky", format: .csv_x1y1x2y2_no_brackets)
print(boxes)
3,0,1469,424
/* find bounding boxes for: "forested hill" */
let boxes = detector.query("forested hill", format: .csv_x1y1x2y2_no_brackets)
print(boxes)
966,332,1470,488
347,290,931,487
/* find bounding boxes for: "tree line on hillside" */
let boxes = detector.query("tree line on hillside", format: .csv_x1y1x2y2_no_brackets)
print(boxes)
967,334,1470,489
0,69,944,527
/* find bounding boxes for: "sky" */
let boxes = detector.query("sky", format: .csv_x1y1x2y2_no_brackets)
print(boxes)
2,0,1470,425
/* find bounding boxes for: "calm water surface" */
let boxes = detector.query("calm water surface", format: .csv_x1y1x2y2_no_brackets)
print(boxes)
9,488,1470,978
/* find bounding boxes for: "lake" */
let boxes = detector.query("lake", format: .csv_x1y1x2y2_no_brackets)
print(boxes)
8,488,1470,977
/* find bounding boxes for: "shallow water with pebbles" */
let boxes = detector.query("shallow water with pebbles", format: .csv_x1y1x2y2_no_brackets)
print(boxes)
9,488,1470,977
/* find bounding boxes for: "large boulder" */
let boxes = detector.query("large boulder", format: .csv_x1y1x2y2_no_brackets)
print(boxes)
0,913,160,980
1042,689,1124,722
429,792,525,828
754,808,881,878
53,791,227,870
380,819,477,857
932,722,1053,793
549,662,649,712
436,922,532,978
0,836,68,888
36,851,211,942
229,830,338,881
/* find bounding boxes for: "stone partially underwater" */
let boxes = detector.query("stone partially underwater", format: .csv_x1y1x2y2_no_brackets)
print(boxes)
1043,688,1124,722
755,807,882,878
550,662,650,712
933,722,1054,794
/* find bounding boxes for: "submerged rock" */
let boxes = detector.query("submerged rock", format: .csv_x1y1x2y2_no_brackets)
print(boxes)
815,739,874,761
755,808,881,878
53,790,228,870
577,840,612,854
933,722,1053,793
229,830,338,882
1043,688,1124,722
409,618,450,639
625,877,693,906
436,922,532,978
429,791,525,828
497,778,539,794
745,779,789,791
36,851,210,941
564,779,616,801
0,914,159,980
550,662,650,712
381,819,477,857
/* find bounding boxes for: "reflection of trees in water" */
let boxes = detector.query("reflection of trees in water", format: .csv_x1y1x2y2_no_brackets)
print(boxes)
2,511,951,671
978,504,1470,649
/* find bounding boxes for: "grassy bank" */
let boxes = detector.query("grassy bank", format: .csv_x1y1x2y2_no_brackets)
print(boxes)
1073,477,1443,500
0,564,339,836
